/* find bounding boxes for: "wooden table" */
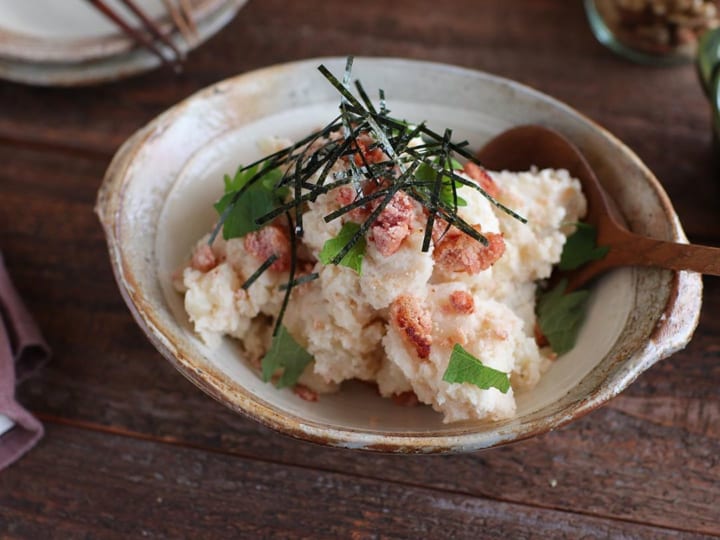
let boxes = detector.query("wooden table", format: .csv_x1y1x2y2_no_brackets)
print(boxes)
1,1,718,538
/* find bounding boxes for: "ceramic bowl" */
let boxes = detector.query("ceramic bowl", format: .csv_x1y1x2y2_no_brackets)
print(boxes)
0,0,231,63
0,0,247,86
96,57,702,453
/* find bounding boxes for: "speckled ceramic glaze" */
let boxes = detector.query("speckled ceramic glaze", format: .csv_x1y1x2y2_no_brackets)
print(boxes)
96,58,702,453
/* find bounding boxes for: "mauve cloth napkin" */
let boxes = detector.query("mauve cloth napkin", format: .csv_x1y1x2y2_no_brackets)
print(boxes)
0,251,50,471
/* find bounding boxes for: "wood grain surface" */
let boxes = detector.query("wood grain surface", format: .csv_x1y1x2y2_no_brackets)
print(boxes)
1,1,719,538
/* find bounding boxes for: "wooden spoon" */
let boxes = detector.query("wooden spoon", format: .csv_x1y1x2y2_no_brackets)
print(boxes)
476,125,720,291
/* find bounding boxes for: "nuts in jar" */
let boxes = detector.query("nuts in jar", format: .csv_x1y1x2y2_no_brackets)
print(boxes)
585,0,720,64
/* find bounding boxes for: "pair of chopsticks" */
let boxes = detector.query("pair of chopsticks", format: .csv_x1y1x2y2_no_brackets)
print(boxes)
86,0,197,72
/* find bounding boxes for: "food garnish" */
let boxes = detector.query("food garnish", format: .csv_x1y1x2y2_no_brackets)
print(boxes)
261,325,314,388
210,56,525,341
536,279,590,356
214,162,287,240
318,222,366,274
558,222,609,271
536,222,607,355
442,344,511,393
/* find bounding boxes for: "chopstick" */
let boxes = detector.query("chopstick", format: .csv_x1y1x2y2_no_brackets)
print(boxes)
178,0,198,37
161,0,198,44
85,0,184,73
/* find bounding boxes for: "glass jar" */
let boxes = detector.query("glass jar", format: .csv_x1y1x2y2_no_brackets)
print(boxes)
585,0,720,65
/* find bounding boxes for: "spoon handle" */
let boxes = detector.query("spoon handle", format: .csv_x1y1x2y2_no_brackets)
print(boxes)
609,232,720,275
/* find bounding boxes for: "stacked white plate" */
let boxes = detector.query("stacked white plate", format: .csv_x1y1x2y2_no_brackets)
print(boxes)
0,0,247,86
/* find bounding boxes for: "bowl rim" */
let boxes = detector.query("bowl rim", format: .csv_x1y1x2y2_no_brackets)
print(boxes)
96,56,703,453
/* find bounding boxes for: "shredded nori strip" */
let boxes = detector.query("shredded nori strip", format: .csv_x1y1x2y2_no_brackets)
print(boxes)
422,128,453,253
273,212,297,337
241,254,279,290
278,272,320,291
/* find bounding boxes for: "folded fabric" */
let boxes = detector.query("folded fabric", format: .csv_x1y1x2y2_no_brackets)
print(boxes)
0,251,50,471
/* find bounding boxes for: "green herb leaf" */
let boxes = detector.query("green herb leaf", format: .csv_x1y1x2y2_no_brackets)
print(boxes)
442,344,511,393
697,28,720,98
415,160,467,208
414,158,462,181
438,183,468,207
223,163,284,194
558,222,609,271
223,173,234,192
215,186,275,240
214,164,286,240
536,279,590,356
261,325,314,388
713,66,720,143
318,222,366,274
224,163,254,192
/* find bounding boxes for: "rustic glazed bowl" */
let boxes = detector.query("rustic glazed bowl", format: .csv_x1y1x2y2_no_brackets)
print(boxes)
96,57,702,453
0,0,247,86
0,0,233,63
